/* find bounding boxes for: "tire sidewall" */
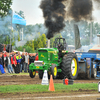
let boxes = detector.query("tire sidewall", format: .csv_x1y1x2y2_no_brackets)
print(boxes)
51,64,58,79
70,54,79,79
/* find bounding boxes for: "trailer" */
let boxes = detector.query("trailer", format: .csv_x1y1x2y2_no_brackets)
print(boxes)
76,34,100,79
75,52,100,79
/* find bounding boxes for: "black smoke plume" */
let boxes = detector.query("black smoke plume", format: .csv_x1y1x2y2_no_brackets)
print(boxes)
40,0,66,39
94,0,100,9
67,0,93,21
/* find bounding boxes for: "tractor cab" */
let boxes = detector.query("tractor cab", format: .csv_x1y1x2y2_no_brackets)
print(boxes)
54,38,67,59
54,38,67,51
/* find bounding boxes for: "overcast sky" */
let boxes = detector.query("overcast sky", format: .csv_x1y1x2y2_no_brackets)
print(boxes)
11,0,100,25
11,0,44,25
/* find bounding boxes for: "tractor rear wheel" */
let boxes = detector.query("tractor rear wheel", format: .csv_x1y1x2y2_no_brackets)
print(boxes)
51,64,58,79
38,70,43,79
61,52,78,80
29,70,36,78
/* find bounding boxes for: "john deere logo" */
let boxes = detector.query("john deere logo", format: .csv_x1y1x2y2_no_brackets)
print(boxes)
41,54,44,57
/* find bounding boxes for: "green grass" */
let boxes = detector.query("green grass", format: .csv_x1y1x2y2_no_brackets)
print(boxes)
0,83,98,93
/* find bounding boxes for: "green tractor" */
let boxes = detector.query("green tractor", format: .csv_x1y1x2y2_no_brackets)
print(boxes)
29,38,78,79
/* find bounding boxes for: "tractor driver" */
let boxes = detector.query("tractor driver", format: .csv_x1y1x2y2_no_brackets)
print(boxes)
58,43,64,52
58,44,64,61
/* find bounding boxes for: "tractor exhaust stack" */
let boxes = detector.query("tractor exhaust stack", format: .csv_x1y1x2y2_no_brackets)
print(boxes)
48,39,50,48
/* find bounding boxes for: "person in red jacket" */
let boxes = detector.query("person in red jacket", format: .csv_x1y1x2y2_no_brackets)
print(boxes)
35,53,38,61
11,53,17,73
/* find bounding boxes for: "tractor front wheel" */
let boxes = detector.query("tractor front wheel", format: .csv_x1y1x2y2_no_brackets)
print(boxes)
51,64,58,79
29,70,36,78
61,52,78,80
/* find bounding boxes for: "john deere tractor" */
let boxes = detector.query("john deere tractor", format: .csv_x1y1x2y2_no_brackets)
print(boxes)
29,38,78,79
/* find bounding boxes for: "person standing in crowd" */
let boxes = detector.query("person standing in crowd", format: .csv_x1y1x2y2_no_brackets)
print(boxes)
0,53,5,74
5,53,13,73
29,53,35,64
28,53,31,72
20,52,25,73
3,51,8,73
24,52,29,73
2,52,5,72
16,53,22,73
35,53,38,61
11,52,17,73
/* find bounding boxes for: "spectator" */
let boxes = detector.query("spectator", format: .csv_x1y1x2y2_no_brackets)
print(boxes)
5,53,13,73
20,52,25,72
0,53,5,74
2,52,5,72
11,53,17,73
29,53,35,64
16,53,22,73
24,52,29,72
35,53,38,61
3,51,7,72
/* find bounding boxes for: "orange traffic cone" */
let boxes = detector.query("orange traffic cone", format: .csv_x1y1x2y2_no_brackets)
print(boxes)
49,75,55,91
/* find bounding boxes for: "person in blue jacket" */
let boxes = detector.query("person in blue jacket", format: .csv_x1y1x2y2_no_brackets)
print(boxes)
0,53,5,74
16,53,22,73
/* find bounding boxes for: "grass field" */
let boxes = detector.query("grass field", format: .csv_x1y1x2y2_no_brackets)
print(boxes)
0,83,98,93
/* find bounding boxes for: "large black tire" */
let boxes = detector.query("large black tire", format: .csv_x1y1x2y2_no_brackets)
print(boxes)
48,71,51,79
61,52,78,80
38,70,43,79
29,70,36,78
51,64,58,79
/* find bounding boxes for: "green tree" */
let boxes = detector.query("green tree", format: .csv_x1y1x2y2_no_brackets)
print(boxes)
15,11,25,19
18,33,20,41
26,40,34,51
37,38,43,48
0,0,12,17
23,46,33,53
41,34,46,47
5,35,10,44
34,38,38,50
16,46,23,51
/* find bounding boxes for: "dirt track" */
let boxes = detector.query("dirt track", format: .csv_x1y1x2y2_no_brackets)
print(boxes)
0,74,99,85
0,74,100,100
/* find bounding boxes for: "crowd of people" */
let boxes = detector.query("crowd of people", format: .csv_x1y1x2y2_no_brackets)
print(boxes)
0,51,38,74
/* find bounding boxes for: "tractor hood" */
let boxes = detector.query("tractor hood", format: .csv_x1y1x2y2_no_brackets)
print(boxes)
38,48,58,62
